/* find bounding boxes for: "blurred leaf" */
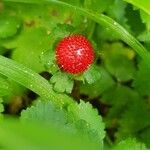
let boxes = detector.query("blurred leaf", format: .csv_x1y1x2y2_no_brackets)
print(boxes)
50,72,74,93
116,96,150,141
84,0,113,13
51,24,75,39
0,15,20,39
105,55,135,81
102,85,140,127
139,128,150,148
11,27,51,72
0,119,100,150
103,43,136,81
112,138,148,150
133,61,150,96
107,0,128,26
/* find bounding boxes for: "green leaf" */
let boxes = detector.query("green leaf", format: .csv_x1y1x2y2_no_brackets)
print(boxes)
116,96,150,141
125,0,150,31
125,5,145,36
21,100,67,126
50,72,74,93
0,119,100,150
51,23,75,39
133,61,150,96
40,24,74,74
138,31,150,43
101,85,140,127
68,101,105,143
107,0,127,26
103,43,136,81
83,65,101,84
21,100,105,147
80,67,115,98
0,15,20,39
139,128,150,148
40,48,58,74
125,0,150,16
105,55,135,81
84,0,113,13
11,27,51,72
112,138,148,150
140,10,150,31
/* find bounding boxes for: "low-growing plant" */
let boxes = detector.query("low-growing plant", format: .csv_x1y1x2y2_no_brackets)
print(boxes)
0,0,150,149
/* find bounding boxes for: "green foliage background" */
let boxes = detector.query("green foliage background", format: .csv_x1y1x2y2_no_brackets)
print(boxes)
0,0,150,149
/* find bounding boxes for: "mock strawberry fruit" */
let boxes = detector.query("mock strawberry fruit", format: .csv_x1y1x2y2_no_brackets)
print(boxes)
55,35,94,74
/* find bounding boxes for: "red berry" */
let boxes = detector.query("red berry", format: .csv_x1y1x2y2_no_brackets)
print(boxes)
55,35,94,74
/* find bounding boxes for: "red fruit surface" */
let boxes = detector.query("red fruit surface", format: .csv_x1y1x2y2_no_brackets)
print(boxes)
56,35,94,74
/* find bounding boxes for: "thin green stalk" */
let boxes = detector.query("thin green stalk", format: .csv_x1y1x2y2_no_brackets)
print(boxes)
0,55,73,107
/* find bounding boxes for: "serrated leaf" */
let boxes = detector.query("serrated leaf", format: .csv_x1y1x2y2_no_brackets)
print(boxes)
125,0,150,31
50,72,74,93
21,100,67,126
68,101,105,143
125,0,150,16
21,99,105,148
125,5,145,36
0,15,20,39
112,138,148,150
84,65,101,84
